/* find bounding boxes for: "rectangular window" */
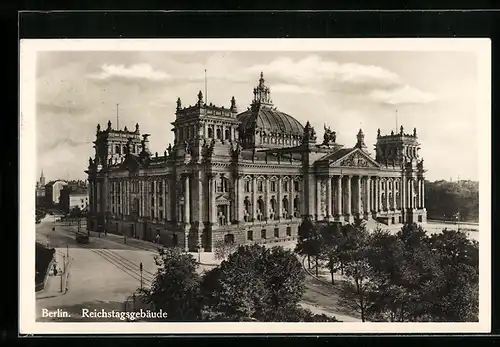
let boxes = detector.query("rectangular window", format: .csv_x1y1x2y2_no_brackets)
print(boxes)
244,181,251,193
261,229,266,239
284,181,289,192
151,197,155,206
271,181,276,192
159,197,163,207
286,227,292,237
257,181,263,192
247,230,253,241
158,181,163,193
294,181,300,191
274,228,279,238
159,210,163,220
151,210,155,219
150,182,154,193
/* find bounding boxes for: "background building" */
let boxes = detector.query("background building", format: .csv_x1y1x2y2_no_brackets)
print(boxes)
59,185,89,214
36,170,46,197
87,73,427,251
44,180,68,206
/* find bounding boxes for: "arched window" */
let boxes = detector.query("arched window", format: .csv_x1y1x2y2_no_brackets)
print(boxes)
216,128,222,140
208,128,213,138
225,129,230,141
381,193,387,210
115,145,121,154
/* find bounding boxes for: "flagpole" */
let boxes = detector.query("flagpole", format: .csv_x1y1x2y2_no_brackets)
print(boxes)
204,69,207,105
396,109,398,132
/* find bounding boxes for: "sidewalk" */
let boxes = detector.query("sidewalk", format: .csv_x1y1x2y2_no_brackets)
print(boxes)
36,250,71,300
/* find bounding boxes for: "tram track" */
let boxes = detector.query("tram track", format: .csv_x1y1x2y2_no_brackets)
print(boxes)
56,225,157,288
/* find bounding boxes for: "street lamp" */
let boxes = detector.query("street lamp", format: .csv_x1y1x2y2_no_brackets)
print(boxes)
139,262,143,290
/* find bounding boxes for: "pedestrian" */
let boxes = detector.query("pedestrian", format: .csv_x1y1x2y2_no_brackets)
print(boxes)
155,234,160,244
53,263,58,276
124,234,127,245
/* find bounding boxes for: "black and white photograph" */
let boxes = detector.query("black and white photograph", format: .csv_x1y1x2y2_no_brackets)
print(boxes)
20,39,491,334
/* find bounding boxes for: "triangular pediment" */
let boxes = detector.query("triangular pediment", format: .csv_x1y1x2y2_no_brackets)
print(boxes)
215,193,231,202
330,148,380,168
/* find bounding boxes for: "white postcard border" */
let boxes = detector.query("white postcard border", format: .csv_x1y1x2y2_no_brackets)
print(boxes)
19,38,491,334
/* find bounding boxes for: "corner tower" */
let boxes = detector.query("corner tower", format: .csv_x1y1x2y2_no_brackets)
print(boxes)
93,120,143,168
375,126,421,166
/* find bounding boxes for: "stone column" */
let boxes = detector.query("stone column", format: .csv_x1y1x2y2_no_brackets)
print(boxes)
316,177,322,220
289,177,295,218
421,179,425,209
252,175,257,222
357,176,362,215
401,176,406,211
405,178,410,209
366,177,372,214
385,179,389,211
235,174,243,222
153,180,157,220
326,176,332,218
184,175,190,225
264,176,269,220
392,178,397,210
165,179,170,221
277,176,283,220
197,173,203,226
411,179,415,210
346,176,352,216
336,175,342,216
210,174,217,227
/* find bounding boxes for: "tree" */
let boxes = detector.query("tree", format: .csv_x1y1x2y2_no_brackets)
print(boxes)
213,239,238,261
200,244,315,322
318,223,343,284
427,229,479,322
142,247,201,321
295,216,322,276
295,216,315,269
425,180,479,222
338,225,373,322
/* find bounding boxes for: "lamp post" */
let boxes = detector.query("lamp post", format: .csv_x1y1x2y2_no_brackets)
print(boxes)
455,211,460,232
139,262,143,290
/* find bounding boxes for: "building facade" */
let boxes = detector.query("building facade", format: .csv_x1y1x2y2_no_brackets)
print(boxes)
45,180,68,206
87,73,427,251
59,186,89,214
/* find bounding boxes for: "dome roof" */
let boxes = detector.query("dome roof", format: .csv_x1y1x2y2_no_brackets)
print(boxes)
237,106,304,135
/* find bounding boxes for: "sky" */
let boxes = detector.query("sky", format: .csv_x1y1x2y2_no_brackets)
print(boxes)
35,50,479,182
